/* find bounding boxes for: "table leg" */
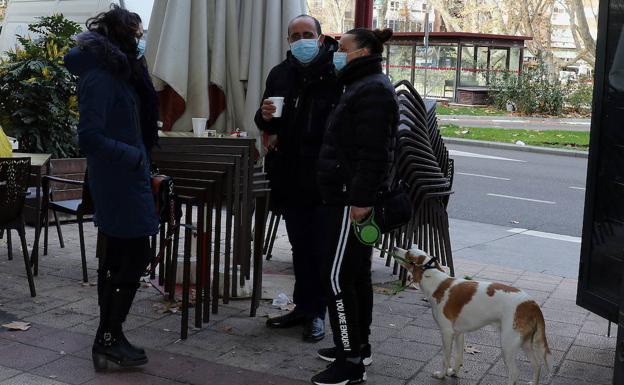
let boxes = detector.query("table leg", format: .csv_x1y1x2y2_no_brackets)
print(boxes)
30,169,43,276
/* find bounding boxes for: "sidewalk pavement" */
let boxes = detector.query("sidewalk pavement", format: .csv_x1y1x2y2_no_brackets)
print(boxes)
0,217,615,385
439,115,591,131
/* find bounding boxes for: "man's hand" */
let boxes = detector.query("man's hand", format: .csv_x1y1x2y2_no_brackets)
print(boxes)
261,99,277,122
350,206,373,222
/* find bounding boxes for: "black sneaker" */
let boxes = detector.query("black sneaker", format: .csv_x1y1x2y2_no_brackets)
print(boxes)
317,344,372,366
311,360,366,385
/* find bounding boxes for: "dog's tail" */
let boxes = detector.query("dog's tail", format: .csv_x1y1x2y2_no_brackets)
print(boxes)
532,307,552,374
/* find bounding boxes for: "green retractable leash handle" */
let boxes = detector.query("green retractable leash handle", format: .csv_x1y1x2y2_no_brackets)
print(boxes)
352,211,409,265
352,211,382,246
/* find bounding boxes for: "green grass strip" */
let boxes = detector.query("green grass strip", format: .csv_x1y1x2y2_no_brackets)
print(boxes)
440,125,589,150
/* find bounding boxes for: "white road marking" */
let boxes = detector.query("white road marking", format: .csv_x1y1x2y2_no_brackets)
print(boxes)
487,193,556,204
449,150,526,163
457,172,510,181
507,228,581,243
569,186,586,190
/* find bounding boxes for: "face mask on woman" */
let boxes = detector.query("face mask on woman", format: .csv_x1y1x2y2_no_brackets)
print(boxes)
333,48,363,72
290,38,320,64
136,39,146,59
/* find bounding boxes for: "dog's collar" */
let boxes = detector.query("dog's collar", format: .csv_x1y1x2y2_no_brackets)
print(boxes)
421,256,440,271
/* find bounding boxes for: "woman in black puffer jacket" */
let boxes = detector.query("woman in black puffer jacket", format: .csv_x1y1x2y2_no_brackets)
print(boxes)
312,28,398,385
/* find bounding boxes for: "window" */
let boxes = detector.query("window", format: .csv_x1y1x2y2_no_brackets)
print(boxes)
387,19,399,30
390,1,400,11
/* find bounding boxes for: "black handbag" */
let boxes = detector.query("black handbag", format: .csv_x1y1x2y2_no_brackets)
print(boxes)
334,143,413,237
374,181,412,233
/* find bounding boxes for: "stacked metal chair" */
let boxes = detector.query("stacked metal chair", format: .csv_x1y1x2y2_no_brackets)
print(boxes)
380,80,455,277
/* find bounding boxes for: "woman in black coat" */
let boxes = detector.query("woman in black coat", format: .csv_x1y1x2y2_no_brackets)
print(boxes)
312,28,398,385
64,5,159,371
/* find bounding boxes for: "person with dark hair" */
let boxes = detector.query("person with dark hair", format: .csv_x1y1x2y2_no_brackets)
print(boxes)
255,15,340,342
312,28,398,385
63,4,159,371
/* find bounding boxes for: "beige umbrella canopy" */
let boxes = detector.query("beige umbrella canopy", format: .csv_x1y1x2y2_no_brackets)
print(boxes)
146,0,306,144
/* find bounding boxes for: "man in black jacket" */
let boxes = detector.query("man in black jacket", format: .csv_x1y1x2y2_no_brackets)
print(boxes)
254,14,340,342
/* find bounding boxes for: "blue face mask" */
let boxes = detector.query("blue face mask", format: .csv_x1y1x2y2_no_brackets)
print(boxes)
290,38,319,64
333,52,347,72
137,39,146,59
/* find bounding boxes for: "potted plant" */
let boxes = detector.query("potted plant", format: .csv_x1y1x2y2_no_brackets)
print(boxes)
0,14,81,158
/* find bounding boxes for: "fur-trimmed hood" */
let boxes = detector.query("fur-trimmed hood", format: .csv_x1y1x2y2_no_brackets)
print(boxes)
64,31,131,79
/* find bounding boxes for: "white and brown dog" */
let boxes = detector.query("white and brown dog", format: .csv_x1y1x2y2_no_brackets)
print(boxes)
394,247,551,385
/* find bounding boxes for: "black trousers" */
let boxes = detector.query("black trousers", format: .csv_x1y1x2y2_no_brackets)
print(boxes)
321,206,373,360
283,206,327,318
97,232,151,333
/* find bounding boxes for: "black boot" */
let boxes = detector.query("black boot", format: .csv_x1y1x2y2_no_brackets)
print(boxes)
93,266,147,371
92,328,148,371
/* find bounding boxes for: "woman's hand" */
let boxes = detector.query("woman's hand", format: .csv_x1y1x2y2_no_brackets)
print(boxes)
350,206,372,222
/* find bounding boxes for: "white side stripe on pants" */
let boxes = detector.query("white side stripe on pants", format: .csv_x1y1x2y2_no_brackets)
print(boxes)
330,206,351,295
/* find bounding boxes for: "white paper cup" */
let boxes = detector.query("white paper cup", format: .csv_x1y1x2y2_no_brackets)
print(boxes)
192,118,208,137
268,97,284,118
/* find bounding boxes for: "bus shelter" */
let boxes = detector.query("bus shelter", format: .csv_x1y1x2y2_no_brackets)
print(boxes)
384,32,531,103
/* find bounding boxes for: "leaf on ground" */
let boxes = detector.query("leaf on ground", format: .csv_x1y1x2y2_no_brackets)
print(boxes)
221,325,233,333
2,321,31,331
463,276,473,280
464,346,481,354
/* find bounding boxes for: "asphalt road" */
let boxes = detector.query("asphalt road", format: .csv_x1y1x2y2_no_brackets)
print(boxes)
446,143,588,237
439,115,591,131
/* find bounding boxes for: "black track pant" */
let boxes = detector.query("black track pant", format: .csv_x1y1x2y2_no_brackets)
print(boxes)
97,233,151,335
283,206,328,318
321,206,373,361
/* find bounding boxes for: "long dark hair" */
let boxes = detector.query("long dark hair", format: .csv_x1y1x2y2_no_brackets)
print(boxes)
86,5,140,59
345,28,393,55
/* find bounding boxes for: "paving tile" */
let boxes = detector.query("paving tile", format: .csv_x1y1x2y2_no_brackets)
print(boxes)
557,360,612,384
573,332,617,350
25,329,93,354
541,308,588,326
488,357,551,383
367,353,425,379
407,367,479,384
0,367,20,382
2,296,71,315
369,325,400,343
478,374,509,384
565,345,615,367
464,329,501,348
549,376,597,385
580,318,615,336
0,342,62,371
23,309,95,330
377,338,440,362
0,373,71,385
546,334,575,352
371,312,413,330
546,320,582,338
82,371,184,385
364,373,407,385
375,300,429,319
474,271,520,283
542,297,590,315
30,356,96,385
396,325,442,346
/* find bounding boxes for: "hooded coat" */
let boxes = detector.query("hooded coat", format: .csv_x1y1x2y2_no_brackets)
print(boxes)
64,31,158,239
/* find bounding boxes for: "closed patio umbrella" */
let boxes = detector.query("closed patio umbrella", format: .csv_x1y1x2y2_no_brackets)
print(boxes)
146,0,306,144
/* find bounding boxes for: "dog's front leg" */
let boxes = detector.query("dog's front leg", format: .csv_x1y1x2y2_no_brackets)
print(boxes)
433,329,454,379
447,333,464,377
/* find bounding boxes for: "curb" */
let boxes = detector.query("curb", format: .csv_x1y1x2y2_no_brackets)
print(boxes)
442,137,589,158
